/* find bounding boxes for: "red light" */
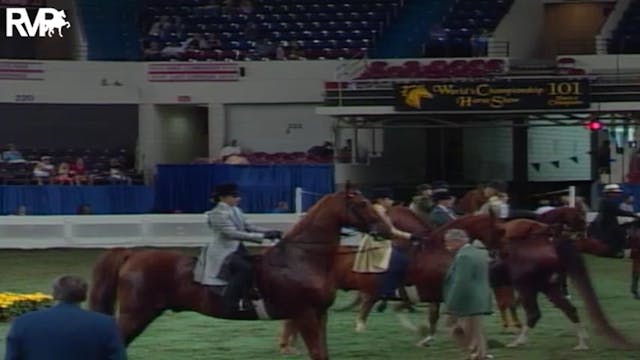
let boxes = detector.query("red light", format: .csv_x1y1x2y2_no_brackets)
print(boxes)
584,120,603,131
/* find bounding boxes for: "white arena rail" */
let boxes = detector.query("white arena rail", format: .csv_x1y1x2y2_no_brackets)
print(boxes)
0,214,302,249
0,211,623,249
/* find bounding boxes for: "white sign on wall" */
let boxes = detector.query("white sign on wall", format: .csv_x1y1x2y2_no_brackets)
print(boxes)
0,61,44,80
147,62,240,82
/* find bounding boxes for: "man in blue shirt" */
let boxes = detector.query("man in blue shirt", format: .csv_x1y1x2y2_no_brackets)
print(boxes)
5,275,126,360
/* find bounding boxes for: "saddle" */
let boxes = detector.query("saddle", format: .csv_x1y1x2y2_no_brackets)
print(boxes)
352,234,392,273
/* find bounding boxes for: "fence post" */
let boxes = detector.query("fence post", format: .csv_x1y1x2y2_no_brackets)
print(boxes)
295,187,303,215
569,186,576,207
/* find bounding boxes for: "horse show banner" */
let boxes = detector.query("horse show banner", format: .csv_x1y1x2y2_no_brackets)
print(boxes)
394,79,590,111
147,62,240,82
0,61,44,80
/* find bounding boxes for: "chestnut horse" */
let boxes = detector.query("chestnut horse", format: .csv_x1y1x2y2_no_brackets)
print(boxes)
88,190,392,360
282,213,504,353
455,185,487,214
279,206,449,353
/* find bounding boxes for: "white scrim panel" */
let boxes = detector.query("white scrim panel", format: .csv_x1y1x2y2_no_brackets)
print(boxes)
528,126,591,181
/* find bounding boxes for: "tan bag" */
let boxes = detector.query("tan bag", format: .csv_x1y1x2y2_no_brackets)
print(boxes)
352,234,392,273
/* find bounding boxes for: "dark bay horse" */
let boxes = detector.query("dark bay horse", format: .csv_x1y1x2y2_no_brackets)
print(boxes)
88,190,392,360
422,213,635,350
497,215,632,350
496,207,640,331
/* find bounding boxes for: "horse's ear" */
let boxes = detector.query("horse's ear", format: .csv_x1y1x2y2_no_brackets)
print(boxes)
345,180,352,192
344,180,356,198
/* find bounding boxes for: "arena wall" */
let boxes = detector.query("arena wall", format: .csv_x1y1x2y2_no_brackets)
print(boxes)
491,0,544,59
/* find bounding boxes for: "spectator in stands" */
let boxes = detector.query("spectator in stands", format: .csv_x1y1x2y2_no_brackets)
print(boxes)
144,41,163,60
620,194,635,213
12,205,27,216
275,44,286,60
33,156,54,185
471,29,490,57
207,33,223,49
76,204,92,215
244,22,260,41
288,42,305,60
53,162,74,185
220,139,242,159
108,158,132,185
201,0,223,13
70,157,93,185
2,144,25,163
307,141,334,159
148,15,170,36
272,201,289,213
239,0,255,14
224,154,250,165
338,139,353,163
254,38,275,59
192,34,210,50
4,275,126,360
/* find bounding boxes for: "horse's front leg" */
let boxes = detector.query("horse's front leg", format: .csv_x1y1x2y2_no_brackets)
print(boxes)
279,320,300,355
416,302,440,347
295,309,329,360
355,293,376,332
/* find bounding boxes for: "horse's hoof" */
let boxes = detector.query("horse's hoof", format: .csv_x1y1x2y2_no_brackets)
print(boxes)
279,347,300,355
573,344,589,351
416,336,434,347
506,340,525,348
355,323,367,333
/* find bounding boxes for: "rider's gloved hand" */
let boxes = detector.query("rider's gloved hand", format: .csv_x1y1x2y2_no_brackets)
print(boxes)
409,233,424,245
263,230,282,240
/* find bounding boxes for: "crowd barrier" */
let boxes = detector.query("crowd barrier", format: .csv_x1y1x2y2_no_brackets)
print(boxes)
0,211,612,249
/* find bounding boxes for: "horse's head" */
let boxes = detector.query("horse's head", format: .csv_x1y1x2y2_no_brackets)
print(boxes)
328,186,392,238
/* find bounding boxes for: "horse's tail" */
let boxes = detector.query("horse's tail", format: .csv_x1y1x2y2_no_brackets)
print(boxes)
88,248,133,315
555,238,636,349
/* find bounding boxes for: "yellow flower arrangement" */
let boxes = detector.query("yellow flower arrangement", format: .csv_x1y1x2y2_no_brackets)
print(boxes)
0,292,53,321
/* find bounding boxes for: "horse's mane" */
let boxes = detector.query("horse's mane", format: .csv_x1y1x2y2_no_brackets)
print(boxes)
429,214,489,237
284,193,336,240
388,205,433,235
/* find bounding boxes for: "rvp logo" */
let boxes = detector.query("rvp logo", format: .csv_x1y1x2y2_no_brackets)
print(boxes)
5,8,71,38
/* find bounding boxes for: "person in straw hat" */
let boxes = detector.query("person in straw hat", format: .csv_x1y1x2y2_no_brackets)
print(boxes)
591,184,640,258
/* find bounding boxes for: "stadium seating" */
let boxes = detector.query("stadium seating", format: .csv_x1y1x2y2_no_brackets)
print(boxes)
423,0,514,58
0,148,141,185
194,151,333,165
355,58,507,79
609,0,640,54
142,0,403,61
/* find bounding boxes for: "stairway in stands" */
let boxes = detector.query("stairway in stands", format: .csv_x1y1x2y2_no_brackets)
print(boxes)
372,0,449,58
76,0,142,60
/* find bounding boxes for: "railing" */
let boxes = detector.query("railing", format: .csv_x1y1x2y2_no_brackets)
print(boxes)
0,214,298,249
0,211,617,249
487,40,510,58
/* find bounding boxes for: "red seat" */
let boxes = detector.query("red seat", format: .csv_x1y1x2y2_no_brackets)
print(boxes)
447,59,469,76
486,59,506,73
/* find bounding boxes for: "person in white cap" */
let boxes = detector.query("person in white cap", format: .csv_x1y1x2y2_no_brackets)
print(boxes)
591,184,640,258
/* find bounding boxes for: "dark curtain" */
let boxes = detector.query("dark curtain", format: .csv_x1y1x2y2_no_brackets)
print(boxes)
154,164,335,213
0,185,153,215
